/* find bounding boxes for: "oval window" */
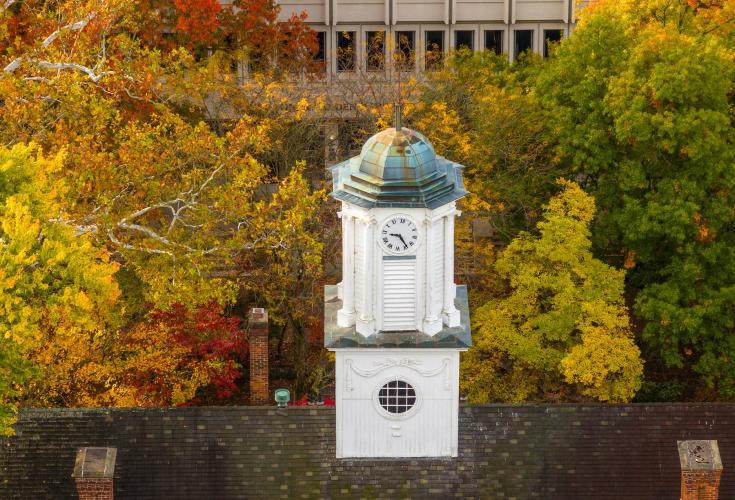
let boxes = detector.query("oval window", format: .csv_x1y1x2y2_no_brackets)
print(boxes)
377,380,417,414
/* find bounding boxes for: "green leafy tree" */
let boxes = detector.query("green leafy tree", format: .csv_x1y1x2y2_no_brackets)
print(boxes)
538,0,735,398
461,181,643,403
417,51,561,242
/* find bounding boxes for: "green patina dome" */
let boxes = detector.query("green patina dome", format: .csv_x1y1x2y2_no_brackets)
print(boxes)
331,126,468,209
358,127,438,181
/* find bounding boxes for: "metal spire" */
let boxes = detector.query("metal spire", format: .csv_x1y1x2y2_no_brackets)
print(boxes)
395,103,402,131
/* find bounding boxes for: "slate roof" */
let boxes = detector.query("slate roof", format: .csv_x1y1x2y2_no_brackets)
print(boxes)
3,404,735,499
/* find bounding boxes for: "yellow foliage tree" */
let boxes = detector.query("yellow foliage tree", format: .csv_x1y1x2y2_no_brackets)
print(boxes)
0,144,121,432
461,181,643,403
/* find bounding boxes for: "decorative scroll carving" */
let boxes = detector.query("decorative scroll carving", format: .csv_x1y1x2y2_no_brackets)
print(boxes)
345,358,450,392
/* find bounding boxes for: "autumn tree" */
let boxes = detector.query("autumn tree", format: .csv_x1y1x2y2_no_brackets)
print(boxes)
0,0,330,412
418,51,561,240
407,52,561,307
0,144,121,433
538,0,735,399
461,181,643,403
237,165,328,396
106,303,248,407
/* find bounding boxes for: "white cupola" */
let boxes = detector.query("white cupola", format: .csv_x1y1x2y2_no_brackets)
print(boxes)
330,125,468,337
325,121,472,459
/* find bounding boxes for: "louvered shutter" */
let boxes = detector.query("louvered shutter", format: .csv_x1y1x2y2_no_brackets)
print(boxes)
382,259,417,330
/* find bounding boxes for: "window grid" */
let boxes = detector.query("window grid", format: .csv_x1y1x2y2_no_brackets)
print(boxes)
543,29,563,58
455,30,474,51
395,31,415,71
378,380,417,414
337,31,356,72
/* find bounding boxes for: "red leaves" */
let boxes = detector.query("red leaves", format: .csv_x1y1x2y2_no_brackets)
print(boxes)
173,0,222,45
127,302,248,404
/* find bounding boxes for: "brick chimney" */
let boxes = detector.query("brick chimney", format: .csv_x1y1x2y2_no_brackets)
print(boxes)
72,447,116,500
678,440,723,500
249,307,269,405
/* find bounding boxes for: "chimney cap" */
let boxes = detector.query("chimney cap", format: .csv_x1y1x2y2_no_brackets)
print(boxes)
72,447,117,478
249,307,268,321
678,440,723,471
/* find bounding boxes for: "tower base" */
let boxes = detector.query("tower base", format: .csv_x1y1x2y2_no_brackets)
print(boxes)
332,348,463,458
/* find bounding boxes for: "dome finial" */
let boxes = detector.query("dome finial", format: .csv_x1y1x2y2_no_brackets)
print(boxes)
394,103,402,131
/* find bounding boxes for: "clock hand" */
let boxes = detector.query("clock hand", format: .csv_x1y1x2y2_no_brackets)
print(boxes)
390,233,407,247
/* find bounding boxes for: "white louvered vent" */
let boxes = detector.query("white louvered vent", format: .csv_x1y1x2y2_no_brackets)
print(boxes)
382,259,417,331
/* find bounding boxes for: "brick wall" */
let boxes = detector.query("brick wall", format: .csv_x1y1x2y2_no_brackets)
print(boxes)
248,309,269,405
1,404,733,499
75,478,114,500
681,470,722,500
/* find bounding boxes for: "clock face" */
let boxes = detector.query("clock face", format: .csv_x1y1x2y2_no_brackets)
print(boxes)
380,216,419,254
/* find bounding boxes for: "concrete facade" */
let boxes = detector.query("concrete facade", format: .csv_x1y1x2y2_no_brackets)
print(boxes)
271,0,588,75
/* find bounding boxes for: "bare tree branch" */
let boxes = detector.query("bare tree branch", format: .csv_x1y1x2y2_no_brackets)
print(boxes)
4,12,98,74
34,61,113,82
0,0,17,14
105,162,232,257
107,230,174,257
41,13,97,49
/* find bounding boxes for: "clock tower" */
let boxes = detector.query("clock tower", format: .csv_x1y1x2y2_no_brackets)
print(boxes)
325,122,472,458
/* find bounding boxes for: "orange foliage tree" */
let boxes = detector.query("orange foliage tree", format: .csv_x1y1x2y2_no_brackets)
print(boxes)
0,0,328,416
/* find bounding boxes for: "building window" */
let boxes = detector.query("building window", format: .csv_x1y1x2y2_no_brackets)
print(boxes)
314,32,326,72
514,30,533,59
395,31,415,70
366,31,385,71
378,380,417,414
425,30,444,69
454,30,474,51
337,31,356,72
484,30,502,55
544,29,563,58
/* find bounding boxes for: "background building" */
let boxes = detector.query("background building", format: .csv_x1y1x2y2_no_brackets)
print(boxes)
270,0,588,75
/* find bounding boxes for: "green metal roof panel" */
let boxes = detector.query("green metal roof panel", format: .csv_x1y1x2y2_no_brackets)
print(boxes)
331,126,468,209
323,284,472,349
358,128,438,181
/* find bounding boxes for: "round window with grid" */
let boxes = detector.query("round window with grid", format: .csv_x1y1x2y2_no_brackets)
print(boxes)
377,380,417,414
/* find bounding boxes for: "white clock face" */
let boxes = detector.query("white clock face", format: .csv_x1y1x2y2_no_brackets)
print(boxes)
380,216,419,254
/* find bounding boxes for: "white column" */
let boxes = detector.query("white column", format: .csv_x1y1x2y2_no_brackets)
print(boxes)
338,213,356,327
356,219,376,336
422,218,443,335
442,213,460,327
